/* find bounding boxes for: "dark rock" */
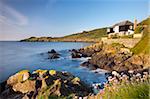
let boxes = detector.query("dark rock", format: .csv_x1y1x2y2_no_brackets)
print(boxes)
44,76,55,86
35,80,42,89
81,53,88,57
79,42,144,72
71,51,82,58
47,49,60,59
1,70,92,98
30,73,39,80
80,61,90,67
70,49,84,58
70,49,79,53
80,61,97,70
0,86,24,99
88,64,97,70
48,49,57,54
0,81,7,94
48,53,60,59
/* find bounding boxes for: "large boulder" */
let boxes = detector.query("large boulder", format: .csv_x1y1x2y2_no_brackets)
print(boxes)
12,80,35,93
48,49,57,54
1,69,92,98
79,42,103,57
80,61,97,70
48,53,60,59
48,49,60,59
70,49,82,58
128,54,150,67
7,70,30,86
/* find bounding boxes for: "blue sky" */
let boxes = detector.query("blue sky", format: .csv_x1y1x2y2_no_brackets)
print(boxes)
0,0,149,40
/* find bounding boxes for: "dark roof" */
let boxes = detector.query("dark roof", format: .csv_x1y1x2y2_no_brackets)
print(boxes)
113,20,133,27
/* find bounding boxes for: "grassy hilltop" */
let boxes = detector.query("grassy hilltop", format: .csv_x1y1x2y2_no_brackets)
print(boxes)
21,28,107,42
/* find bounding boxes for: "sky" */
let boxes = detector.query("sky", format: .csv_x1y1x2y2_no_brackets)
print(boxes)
0,0,149,40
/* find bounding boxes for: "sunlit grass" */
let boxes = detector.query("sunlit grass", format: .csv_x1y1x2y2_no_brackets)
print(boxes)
98,81,150,99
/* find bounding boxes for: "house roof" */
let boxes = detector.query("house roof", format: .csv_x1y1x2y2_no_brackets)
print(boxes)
113,20,133,27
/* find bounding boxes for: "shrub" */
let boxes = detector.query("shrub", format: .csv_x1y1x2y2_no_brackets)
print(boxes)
99,81,149,99
134,26,144,34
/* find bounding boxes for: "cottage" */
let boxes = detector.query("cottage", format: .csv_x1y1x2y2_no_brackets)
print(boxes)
107,20,135,37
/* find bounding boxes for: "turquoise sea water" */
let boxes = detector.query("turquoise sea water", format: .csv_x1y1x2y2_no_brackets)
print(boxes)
0,41,106,84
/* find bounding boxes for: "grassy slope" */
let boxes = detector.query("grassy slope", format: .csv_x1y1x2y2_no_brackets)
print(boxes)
138,17,150,25
62,28,107,40
21,28,107,42
95,81,149,99
131,17,150,55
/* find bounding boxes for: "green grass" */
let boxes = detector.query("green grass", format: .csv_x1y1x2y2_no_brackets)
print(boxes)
21,28,107,42
134,26,144,34
131,27,150,55
100,81,150,99
131,17,150,55
63,28,107,40
138,17,150,26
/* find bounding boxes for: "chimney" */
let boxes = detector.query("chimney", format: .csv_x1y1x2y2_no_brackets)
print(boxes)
134,19,137,30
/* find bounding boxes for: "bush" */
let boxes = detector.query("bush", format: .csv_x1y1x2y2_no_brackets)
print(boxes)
134,26,144,34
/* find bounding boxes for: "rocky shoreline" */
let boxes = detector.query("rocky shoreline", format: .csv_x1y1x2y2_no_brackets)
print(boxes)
70,42,150,72
89,68,149,99
0,69,149,98
0,41,149,98
0,70,92,99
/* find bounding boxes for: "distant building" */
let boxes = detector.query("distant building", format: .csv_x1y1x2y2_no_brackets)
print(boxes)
107,20,135,37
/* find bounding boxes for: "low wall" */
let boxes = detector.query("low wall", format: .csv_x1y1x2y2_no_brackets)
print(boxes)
102,38,141,48
133,34,143,38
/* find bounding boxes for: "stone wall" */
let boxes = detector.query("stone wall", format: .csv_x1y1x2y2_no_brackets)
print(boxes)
102,38,141,48
133,33,143,38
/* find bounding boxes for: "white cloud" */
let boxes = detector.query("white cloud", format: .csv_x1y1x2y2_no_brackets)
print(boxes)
0,2,28,26
0,1,29,40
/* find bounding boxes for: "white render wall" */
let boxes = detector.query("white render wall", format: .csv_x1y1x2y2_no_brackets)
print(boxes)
107,28,110,32
128,30,134,35
113,26,119,33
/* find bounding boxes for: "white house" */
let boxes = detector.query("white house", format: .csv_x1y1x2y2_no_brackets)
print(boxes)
107,20,135,37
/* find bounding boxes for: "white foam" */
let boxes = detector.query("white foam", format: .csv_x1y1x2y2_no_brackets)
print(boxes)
91,69,109,74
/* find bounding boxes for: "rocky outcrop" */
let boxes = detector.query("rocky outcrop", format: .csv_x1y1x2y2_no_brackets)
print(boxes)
48,49,57,54
128,54,150,68
0,69,91,99
70,42,103,58
70,49,82,58
79,42,103,57
7,70,30,86
79,43,145,72
48,49,60,59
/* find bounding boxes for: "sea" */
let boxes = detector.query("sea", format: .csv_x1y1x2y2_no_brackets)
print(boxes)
0,41,107,84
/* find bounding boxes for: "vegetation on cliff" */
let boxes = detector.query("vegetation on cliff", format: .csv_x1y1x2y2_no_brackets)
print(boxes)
90,69,149,99
21,28,107,42
62,28,107,41
131,18,150,55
